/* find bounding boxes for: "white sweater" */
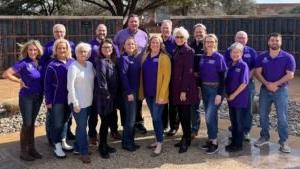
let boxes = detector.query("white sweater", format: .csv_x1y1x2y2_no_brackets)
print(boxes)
67,61,95,108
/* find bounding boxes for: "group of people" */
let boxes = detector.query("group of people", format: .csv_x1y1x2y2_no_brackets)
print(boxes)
2,14,296,164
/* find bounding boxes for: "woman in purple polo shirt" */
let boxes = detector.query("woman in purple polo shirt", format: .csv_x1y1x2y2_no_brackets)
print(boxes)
139,35,171,156
67,43,94,163
199,34,227,154
171,27,198,153
3,40,44,161
119,37,141,152
225,42,249,152
94,39,118,159
44,39,74,158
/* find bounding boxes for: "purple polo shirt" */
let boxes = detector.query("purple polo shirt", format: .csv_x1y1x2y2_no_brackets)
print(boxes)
225,45,257,71
255,50,296,86
143,54,159,97
199,52,227,83
44,58,74,105
225,60,249,108
119,53,141,95
163,35,176,57
12,57,42,96
113,28,148,58
40,39,76,78
89,38,120,66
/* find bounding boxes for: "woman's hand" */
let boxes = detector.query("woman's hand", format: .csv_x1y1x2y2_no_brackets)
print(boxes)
46,104,52,109
214,95,222,105
127,94,134,101
228,94,236,101
73,105,81,113
20,80,28,88
156,99,165,105
180,92,187,102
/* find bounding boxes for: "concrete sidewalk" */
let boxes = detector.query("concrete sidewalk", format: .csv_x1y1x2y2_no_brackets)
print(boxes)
0,115,300,169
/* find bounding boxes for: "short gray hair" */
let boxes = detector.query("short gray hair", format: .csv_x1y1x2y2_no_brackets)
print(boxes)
193,23,206,31
229,42,244,53
53,24,66,32
235,31,248,39
161,20,172,27
75,42,92,58
173,26,189,40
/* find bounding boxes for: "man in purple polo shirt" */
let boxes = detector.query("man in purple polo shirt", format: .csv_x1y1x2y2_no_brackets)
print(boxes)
160,20,179,136
224,31,257,141
40,24,76,143
114,14,149,134
254,33,296,153
88,23,122,144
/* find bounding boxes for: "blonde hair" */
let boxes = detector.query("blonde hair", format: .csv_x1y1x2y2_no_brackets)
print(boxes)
19,40,44,59
203,33,218,53
121,37,138,56
146,35,167,54
52,39,72,59
75,42,91,59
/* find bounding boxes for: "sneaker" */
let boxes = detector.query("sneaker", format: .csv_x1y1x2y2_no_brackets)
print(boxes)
244,133,251,142
61,138,74,151
254,137,269,147
279,142,291,153
206,144,218,154
54,143,66,158
225,144,242,152
201,141,212,150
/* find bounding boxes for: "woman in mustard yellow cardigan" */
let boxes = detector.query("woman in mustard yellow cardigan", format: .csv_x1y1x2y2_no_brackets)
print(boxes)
139,35,171,157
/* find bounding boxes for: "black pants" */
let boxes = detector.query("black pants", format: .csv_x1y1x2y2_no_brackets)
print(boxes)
162,104,169,129
99,114,113,145
177,105,191,142
169,103,180,130
135,100,144,124
229,107,245,147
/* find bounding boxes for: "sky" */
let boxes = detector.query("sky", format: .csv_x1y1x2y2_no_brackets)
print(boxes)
256,0,300,3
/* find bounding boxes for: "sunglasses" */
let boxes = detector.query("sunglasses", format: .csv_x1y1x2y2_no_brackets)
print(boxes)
175,36,185,39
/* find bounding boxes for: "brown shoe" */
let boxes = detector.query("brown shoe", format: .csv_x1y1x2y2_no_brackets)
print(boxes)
110,131,121,140
79,155,91,164
89,137,97,145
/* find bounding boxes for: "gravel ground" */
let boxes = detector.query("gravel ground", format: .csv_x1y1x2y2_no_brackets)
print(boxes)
1,99,300,136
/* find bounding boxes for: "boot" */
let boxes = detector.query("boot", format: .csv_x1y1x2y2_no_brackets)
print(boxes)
54,143,66,158
98,144,109,159
28,126,42,159
62,138,73,151
179,139,189,154
20,126,35,161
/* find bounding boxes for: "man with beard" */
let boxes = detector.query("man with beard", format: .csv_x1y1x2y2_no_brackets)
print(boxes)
88,24,122,145
224,31,257,141
188,23,207,138
254,33,295,153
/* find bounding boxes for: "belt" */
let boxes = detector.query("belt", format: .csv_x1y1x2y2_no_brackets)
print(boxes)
202,82,219,86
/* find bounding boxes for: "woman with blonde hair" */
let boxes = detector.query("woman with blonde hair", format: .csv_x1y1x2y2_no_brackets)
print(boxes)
44,39,74,158
3,40,44,161
139,35,171,156
198,34,227,154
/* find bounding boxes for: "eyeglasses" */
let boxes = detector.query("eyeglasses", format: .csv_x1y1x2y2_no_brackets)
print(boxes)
175,36,185,39
102,46,112,49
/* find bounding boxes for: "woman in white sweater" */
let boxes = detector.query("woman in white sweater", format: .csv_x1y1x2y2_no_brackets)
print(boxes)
67,42,95,163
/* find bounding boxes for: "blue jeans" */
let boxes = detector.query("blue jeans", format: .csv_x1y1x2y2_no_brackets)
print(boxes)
73,106,91,155
50,103,71,143
201,85,220,140
229,107,246,146
259,86,289,144
191,103,200,133
243,79,255,134
19,93,43,127
145,97,164,143
46,109,51,142
122,93,137,148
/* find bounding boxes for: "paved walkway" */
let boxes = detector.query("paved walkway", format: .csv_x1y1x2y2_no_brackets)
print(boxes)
1,115,300,169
